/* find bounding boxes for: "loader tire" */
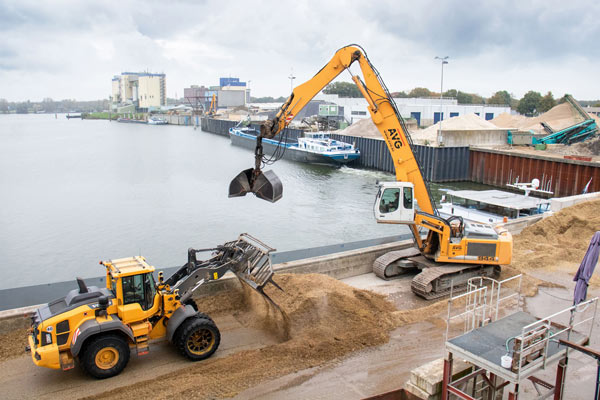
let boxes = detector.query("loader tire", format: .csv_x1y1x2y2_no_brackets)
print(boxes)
80,334,130,379
184,298,199,311
175,317,220,361
182,299,214,323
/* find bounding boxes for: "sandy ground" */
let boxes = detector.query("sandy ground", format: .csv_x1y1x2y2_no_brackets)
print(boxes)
1,200,599,399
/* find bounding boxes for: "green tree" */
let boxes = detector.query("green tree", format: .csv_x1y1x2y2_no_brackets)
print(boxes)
443,89,458,98
323,82,361,97
250,96,287,103
487,90,512,106
517,91,543,116
391,91,408,98
16,102,29,114
408,87,433,97
471,94,485,104
538,91,556,113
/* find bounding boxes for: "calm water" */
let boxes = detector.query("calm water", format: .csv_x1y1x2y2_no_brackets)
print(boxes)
0,114,492,289
0,114,412,289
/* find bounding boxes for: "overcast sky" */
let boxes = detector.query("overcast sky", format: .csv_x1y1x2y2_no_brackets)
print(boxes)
1,0,599,102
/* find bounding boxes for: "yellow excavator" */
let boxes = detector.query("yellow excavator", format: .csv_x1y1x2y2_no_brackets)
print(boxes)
206,93,217,116
229,45,512,299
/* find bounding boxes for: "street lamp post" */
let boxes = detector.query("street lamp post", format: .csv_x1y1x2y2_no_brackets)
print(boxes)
246,80,251,104
434,56,449,146
288,68,296,93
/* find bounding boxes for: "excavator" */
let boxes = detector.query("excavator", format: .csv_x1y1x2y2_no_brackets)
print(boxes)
229,45,513,299
27,234,280,378
206,93,217,116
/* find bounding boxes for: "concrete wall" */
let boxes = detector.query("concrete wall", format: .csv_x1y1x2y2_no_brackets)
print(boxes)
442,129,508,147
551,191,600,211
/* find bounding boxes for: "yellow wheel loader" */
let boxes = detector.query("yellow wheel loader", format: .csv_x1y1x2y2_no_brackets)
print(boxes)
27,234,279,379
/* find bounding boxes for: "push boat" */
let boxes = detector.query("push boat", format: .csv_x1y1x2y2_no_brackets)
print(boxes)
229,126,360,166
148,116,168,125
438,189,551,224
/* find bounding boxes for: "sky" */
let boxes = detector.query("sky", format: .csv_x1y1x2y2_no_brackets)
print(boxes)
0,0,599,102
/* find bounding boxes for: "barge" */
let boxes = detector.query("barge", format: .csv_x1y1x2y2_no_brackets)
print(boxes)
229,126,360,166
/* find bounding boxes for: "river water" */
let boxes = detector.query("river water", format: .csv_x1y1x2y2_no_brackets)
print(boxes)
0,114,486,290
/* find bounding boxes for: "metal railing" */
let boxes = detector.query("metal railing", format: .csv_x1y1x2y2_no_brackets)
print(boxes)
445,274,523,340
512,296,598,380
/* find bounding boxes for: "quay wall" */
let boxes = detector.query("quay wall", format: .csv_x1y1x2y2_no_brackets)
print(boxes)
469,147,600,197
201,118,600,195
200,118,470,182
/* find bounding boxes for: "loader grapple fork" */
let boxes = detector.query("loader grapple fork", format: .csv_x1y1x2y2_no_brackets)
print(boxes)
225,234,283,309
169,234,283,309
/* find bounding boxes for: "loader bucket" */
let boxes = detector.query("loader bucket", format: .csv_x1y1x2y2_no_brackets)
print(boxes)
228,168,283,203
228,234,284,310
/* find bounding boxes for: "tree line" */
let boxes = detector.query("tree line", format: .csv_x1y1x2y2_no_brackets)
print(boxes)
0,98,110,114
321,82,599,117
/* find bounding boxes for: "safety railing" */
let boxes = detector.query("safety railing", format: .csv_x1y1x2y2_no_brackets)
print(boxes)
445,274,522,340
511,296,598,380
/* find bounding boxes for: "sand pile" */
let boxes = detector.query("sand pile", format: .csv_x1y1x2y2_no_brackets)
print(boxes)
338,117,382,139
0,316,30,362
490,103,586,134
90,273,397,399
509,199,600,290
411,114,502,145
491,113,529,129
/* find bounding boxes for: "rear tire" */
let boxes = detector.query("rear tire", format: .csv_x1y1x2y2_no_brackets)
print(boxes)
80,334,130,379
174,317,220,361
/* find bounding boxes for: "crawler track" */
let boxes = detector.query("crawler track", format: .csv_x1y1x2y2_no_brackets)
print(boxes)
374,249,500,299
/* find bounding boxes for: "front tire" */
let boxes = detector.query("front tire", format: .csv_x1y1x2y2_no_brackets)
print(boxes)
174,317,220,361
80,334,130,379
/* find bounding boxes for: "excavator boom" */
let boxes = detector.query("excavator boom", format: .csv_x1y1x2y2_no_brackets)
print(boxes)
229,45,512,299
228,45,434,213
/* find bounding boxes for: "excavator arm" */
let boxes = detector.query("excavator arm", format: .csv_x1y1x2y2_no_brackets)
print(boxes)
229,45,434,214
228,45,513,299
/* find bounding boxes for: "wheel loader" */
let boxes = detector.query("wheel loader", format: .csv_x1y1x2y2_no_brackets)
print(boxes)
27,234,279,379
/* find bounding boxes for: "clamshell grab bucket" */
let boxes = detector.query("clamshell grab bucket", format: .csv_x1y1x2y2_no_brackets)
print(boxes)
229,168,283,203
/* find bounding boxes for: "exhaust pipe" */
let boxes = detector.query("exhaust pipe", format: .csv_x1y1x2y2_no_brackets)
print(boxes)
229,168,283,203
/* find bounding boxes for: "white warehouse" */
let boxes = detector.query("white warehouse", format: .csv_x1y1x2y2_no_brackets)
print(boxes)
314,94,510,127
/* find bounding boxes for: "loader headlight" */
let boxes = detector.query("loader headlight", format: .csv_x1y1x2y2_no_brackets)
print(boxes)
42,332,52,346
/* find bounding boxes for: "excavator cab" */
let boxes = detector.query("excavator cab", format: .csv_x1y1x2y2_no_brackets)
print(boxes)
374,182,415,224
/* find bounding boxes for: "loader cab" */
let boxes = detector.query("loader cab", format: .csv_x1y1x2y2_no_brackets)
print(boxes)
374,182,415,224
103,256,160,323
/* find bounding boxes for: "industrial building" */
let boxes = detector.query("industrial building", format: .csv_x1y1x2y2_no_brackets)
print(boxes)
183,77,250,113
111,72,166,112
314,93,511,127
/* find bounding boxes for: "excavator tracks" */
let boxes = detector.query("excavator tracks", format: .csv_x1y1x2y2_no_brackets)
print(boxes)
411,263,500,300
373,248,422,280
373,248,501,299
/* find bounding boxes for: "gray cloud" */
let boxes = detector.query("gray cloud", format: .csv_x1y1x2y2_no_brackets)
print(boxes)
0,0,598,101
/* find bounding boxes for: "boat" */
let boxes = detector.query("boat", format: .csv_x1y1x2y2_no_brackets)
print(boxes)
229,126,360,166
438,189,551,224
117,117,146,124
148,116,168,125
